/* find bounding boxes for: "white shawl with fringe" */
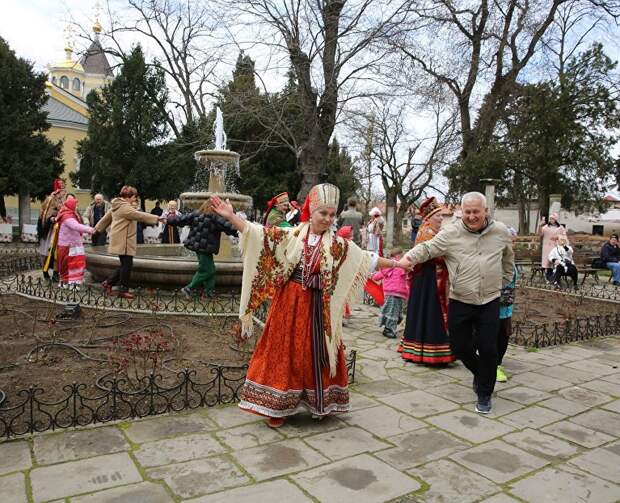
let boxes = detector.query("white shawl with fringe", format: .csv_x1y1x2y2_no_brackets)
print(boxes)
238,221,372,377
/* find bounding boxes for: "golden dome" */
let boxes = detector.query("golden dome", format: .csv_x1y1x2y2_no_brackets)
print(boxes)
49,47,85,73
93,20,102,34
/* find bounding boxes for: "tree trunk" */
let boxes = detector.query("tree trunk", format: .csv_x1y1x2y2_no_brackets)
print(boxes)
385,189,398,249
517,199,527,235
0,195,6,220
18,191,31,229
395,204,409,247
297,134,328,199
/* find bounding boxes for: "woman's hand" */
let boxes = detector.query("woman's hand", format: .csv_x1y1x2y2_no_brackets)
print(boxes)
396,255,414,271
210,196,234,219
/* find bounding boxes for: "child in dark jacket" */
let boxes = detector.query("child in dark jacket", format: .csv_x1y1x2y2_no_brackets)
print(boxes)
167,200,237,297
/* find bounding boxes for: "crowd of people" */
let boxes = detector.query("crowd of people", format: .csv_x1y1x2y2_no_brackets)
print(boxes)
33,178,620,424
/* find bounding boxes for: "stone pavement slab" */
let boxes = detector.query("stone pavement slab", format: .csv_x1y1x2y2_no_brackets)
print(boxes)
480,493,520,503
567,442,620,483
425,383,476,404
580,379,620,396
426,410,515,443
556,386,613,407
535,365,601,384
510,371,572,391
133,433,226,467
570,409,620,437
354,379,412,398
509,465,619,503
292,453,420,503
502,428,580,460
392,370,455,388
0,439,31,475
146,455,249,499
496,386,552,405
123,414,217,443
70,481,173,503
380,390,459,418
348,391,381,410
499,405,566,429
232,438,329,481
215,422,285,450
407,459,499,503
376,427,469,470
0,472,27,503
304,426,391,460
538,396,590,416
186,479,314,503
541,420,615,448
30,452,142,502
206,406,261,428
279,414,346,438
602,399,620,413
34,427,129,465
341,404,425,437
450,439,548,483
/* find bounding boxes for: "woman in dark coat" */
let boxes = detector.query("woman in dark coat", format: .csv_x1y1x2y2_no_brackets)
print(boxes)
167,200,238,296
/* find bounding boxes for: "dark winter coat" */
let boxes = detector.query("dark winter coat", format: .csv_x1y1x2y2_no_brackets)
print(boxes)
601,242,620,263
167,211,237,254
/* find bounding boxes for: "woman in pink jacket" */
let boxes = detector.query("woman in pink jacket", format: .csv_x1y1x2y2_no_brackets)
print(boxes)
371,247,410,338
56,197,94,289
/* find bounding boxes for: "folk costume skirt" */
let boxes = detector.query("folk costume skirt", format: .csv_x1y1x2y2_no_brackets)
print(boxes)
239,278,350,418
399,260,455,365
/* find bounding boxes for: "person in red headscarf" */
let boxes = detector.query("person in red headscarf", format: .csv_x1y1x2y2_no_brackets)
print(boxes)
399,197,455,365
263,192,291,227
55,196,95,288
210,184,409,428
38,179,66,281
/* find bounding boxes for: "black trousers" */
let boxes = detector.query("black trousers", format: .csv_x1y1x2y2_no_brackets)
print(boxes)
553,263,578,286
498,317,512,365
107,255,133,290
448,299,499,397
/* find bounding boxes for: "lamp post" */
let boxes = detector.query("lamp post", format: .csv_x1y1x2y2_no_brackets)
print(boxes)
480,178,500,218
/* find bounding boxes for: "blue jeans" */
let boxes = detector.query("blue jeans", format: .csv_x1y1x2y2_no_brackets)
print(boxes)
607,262,620,282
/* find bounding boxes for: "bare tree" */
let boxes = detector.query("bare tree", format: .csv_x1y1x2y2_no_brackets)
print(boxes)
392,0,620,162
348,95,458,247
76,0,226,137
230,0,412,198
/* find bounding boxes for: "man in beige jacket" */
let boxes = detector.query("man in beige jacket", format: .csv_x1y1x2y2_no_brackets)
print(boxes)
399,192,514,414
94,186,162,298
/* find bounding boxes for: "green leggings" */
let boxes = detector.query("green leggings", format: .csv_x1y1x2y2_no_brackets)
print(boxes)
187,252,216,293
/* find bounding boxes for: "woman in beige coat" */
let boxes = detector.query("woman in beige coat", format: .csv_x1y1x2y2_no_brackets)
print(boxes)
94,186,162,298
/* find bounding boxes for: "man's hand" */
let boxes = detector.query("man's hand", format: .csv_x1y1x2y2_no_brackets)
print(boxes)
397,255,414,271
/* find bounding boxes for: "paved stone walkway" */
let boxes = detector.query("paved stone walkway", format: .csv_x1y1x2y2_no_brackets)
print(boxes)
1,302,619,502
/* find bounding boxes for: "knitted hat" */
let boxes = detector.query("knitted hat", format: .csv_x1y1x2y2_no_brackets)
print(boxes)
419,197,442,220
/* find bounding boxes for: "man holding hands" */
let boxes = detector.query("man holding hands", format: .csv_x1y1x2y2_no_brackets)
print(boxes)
398,192,515,414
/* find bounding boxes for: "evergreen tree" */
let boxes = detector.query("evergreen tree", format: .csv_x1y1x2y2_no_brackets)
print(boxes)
324,138,358,211
75,45,171,209
217,52,301,209
0,37,64,218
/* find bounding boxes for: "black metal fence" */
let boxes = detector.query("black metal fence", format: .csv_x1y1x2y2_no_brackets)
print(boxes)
512,313,620,348
518,276,620,302
0,351,357,439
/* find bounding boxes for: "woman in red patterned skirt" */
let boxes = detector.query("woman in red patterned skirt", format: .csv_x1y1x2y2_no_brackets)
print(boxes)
399,197,455,365
211,184,408,428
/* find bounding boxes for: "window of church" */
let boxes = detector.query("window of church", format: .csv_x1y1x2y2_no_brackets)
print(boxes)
60,76,69,89
51,76,57,84
72,78,81,91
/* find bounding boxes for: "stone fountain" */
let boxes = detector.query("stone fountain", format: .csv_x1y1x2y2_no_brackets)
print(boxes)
86,108,252,287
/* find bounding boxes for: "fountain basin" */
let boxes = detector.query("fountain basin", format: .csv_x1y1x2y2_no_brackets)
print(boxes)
86,244,242,287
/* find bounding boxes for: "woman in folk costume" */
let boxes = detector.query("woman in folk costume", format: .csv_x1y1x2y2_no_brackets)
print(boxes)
38,179,65,281
210,184,408,428
56,197,94,288
399,197,456,365
263,192,292,228
366,207,384,256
